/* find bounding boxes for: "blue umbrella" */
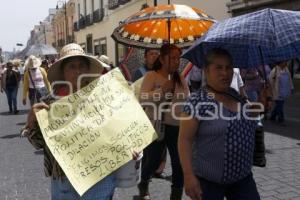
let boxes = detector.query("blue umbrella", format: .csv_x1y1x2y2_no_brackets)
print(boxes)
182,8,300,68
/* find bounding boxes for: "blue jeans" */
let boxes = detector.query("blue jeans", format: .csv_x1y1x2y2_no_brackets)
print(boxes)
198,173,260,200
270,100,285,122
29,87,48,106
5,86,18,112
51,174,116,200
141,125,183,189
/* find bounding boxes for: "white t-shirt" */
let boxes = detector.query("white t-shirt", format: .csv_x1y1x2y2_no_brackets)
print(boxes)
230,68,244,93
28,67,45,89
19,66,25,75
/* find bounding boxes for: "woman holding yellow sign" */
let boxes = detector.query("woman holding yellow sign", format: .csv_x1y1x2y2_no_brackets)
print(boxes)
23,43,117,200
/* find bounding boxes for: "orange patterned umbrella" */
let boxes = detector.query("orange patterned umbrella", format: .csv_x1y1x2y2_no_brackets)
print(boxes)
112,4,215,49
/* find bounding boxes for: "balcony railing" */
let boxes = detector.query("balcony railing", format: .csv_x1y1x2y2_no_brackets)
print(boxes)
73,22,79,32
86,14,93,26
93,8,105,23
119,0,130,5
108,0,119,10
79,17,86,29
67,35,75,43
57,39,65,47
108,0,132,10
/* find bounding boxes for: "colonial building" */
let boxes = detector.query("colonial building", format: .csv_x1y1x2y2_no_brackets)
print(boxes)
36,21,55,46
227,0,300,16
52,0,76,50
27,9,57,46
73,0,230,64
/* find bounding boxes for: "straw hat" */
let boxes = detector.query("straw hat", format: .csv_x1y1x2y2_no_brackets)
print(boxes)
98,55,111,69
48,43,103,83
25,55,41,69
12,59,22,68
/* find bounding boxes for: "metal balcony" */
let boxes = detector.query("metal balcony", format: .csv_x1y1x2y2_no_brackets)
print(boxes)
108,0,120,10
66,35,75,43
79,17,86,29
119,0,130,5
73,22,79,32
93,8,105,23
86,14,93,26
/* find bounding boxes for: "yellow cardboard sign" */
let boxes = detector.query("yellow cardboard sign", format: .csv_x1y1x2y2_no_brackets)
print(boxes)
36,69,157,196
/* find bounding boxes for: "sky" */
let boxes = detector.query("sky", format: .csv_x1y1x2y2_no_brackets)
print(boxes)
0,0,57,52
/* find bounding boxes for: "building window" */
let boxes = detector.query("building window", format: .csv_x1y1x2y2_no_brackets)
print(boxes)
86,34,93,54
94,38,107,56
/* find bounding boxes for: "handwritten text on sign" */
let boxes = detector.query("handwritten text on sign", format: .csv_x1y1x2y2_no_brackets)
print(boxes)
36,69,157,196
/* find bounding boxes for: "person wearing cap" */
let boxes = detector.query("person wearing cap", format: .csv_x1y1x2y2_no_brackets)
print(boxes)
23,43,118,200
1,62,21,114
22,55,51,106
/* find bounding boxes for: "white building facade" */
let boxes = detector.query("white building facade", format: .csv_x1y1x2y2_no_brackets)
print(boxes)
74,0,230,64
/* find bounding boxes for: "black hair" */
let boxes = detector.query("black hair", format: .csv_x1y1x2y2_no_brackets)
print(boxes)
144,48,156,56
42,60,48,65
153,44,182,86
275,61,288,66
6,62,13,66
203,48,233,68
61,56,90,70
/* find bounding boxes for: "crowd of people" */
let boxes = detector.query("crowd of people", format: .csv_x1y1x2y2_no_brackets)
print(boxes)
0,42,296,200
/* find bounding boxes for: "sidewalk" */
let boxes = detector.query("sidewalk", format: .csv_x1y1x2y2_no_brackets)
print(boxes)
253,79,300,200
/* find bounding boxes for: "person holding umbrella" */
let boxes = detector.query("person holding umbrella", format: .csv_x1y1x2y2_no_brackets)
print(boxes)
179,48,260,200
138,44,189,200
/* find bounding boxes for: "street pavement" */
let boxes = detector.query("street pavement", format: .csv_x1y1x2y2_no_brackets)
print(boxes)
0,81,300,200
